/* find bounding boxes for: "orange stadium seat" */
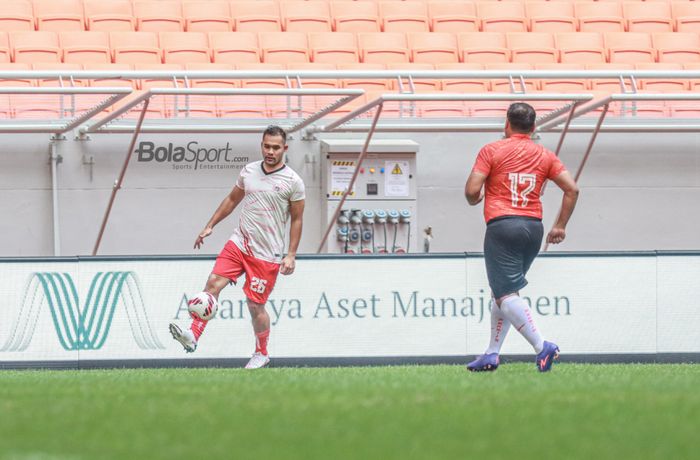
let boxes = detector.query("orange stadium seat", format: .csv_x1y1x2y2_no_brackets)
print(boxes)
0,32,10,63
507,32,558,64
459,32,509,63
286,62,338,89
185,63,237,88
683,62,700,91
259,32,309,64
183,1,232,32
486,62,536,93
111,31,161,64
428,1,479,33
380,1,430,33
230,1,282,33
605,32,656,63
330,1,380,33
0,62,33,86
585,62,634,93
11,31,61,63
0,1,34,32
556,32,607,64
60,31,111,64
133,1,184,32
18,63,84,119
653,32,700,64
624,1,673,33
160,32,211,64
309,32,359,64
387,62,440,92
437,62,490,93
236,63,287,88
673,1,700,33
409,32,459,64
86,63,136,88
527,1,577,33
575,2,626,33
634,62,688,92
0,95,11,119
84,0,135,32
33,0,85,32
338,63,391,91
535,63,588,92
358,33,410,64
478,1,528,33
282,1,332,33
135,63,184,89
209,32,259,64
32,62,84,86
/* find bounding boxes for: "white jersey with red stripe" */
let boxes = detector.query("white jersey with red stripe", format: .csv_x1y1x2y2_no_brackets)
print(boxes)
230,161,305,264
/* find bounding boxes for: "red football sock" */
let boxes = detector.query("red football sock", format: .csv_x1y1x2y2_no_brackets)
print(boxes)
255,329,270,356
190,318,207,341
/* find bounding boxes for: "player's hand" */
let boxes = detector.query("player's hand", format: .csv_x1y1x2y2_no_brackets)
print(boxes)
194,227,213,249
547,227,566,245
280,254,296,275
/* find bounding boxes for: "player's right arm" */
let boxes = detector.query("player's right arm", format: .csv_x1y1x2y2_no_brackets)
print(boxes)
547,171,579,245
194,185,245,249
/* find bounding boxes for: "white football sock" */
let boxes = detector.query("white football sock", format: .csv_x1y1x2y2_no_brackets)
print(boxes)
485,299,511,354
499,295,544,353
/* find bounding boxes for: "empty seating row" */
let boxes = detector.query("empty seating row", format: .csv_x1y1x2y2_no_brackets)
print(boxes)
2,1,700,33
0,30,698,65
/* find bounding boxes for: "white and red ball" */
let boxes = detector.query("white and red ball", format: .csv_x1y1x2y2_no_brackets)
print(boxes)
187,292,218,321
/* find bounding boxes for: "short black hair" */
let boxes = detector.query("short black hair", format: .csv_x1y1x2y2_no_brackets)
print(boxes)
507,102,536,133
262,125,287,144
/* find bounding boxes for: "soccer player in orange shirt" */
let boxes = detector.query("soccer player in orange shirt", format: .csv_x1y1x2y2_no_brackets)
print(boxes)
464,102,579,372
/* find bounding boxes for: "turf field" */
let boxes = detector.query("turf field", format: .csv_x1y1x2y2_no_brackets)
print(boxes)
0,363,697,460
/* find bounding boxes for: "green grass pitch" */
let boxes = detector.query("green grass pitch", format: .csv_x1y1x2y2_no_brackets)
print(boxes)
1,363,698,460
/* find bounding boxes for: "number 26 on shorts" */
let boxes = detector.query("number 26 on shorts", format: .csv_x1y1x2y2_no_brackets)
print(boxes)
508,173,536,208
250,277,268,294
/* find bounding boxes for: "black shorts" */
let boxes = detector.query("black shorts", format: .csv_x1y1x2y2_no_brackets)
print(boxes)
484,216,544,299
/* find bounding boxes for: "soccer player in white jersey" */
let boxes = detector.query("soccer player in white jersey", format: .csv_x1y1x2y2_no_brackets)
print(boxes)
169,126,305,369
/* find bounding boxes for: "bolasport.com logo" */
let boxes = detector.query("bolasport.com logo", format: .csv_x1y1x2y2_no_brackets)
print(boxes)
135,141,250,171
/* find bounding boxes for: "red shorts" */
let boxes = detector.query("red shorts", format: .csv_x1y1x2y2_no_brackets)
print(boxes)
212,241,281,304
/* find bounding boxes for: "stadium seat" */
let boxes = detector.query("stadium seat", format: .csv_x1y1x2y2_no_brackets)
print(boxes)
380,1,430,33
437,62,490,93
183,1,232,32
683,62,700,91
387,62,440,92
85,63,136,88
459,32,509,63
0,95,11,119
338,63,392,91
0,32,10,63
477,1,528,33
605,32,656,63
209,32,259,64
135,63,184,89
133,1,184,32
624,1,673,33
259,32,309,64
653,32,700,64
634,62,688,92
185,63,237,88
11,31,61,64
330,1,380,33
60,31,111,64
34,0,85,31
507,32,558,64
556,32,607,64
585,62,635,93
230,1,282,33
526,1,577,33
0,1,34,32
32,62,84,87
160,32,211,64
286,62,338,89
673,1,700,33
236,63,287,88
535,63,588,92
409,32,459,65
111,32,162,64
282,1,332,33
309,32,359,64
0,63,32,88
428,1,479,34
486,62,536,93
84,0,135,32
358,33,410,64
575,2,626,33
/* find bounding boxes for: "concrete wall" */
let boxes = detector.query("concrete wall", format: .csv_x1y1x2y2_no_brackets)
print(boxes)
0,128,698,256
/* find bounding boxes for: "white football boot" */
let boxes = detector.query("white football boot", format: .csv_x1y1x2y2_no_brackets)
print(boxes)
245,352,270,369
169,323,197,353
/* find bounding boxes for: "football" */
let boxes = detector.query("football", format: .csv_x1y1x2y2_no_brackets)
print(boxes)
187,291,218,321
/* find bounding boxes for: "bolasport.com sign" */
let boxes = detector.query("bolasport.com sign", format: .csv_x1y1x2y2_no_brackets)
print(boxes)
135,141,250,171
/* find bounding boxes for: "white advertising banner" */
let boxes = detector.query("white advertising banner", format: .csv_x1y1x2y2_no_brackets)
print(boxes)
0,254,697,363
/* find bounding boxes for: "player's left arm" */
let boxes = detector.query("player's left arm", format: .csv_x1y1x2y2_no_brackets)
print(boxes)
280,199,305,275
465,172,487,205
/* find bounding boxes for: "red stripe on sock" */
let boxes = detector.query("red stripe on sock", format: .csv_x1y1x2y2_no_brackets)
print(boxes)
255,329,270,356
191,318,207,340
